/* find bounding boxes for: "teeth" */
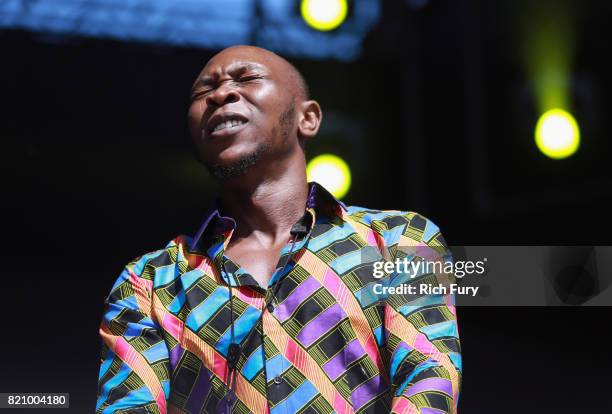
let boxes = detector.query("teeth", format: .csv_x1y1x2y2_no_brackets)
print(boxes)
212,118,246,133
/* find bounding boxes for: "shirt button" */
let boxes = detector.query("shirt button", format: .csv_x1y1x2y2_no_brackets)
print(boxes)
273,376,283,384
266,303,275,312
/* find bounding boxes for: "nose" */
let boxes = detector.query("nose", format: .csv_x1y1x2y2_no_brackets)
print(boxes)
205,82,240,108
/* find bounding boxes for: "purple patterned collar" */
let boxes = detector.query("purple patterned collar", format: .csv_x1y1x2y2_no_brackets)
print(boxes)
189,181,347,251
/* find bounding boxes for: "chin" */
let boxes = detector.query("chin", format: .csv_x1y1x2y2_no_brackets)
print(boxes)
203,142,270,181
210,146,255,165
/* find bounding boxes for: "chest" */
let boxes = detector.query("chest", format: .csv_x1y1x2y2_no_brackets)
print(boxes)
161,252,388,412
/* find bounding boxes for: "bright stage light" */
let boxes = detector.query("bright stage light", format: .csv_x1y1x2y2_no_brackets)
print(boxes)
301,0,348,31
535,109,580,159
306,154,352,199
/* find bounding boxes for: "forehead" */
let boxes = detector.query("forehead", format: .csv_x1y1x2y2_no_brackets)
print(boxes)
198,47,285,80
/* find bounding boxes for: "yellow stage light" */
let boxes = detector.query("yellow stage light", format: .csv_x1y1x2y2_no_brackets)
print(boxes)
535,108,580,159
306,154,351,199
301,0,348,31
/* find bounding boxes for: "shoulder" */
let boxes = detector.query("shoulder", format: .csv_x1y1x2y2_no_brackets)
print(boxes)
344,205,448,249
107,235,193,298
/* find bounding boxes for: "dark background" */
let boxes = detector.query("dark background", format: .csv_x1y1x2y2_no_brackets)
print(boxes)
1,0,611,412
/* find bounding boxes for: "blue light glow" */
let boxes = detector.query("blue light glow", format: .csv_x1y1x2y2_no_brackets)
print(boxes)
0,0,380,61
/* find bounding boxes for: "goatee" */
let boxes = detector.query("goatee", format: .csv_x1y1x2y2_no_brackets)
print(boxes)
204,143,270,181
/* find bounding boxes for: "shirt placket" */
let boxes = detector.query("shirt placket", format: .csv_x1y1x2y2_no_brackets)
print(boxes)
262,240,296,414
261,214,315,414
214,209,316,414
215,240,292,414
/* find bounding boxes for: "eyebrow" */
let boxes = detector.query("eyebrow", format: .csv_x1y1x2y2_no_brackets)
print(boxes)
195,62,267,88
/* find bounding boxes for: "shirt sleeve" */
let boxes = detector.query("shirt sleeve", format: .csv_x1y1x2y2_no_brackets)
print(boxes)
382,213,462,414
96,254,171,413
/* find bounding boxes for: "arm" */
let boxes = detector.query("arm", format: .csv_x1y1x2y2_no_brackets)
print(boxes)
96,254,171,413
382,213,462,414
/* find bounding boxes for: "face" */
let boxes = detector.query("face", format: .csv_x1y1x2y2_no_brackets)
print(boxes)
188,47,300,180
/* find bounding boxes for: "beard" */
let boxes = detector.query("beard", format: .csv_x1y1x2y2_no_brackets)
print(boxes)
203,141,271,181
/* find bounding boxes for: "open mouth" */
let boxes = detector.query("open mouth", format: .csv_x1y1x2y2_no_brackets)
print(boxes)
207,113,249,137
211,118,246,133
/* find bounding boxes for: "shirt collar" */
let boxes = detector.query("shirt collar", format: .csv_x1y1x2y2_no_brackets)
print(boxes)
189,181,347,253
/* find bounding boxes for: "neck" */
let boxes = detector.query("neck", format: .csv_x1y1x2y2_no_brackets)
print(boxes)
218,154,309,248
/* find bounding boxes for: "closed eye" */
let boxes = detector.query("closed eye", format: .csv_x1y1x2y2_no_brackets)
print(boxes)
190,89,212,101
238,75,263,83
190,73,264,100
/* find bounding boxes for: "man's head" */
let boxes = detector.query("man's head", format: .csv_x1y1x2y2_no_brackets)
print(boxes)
188,45,321,182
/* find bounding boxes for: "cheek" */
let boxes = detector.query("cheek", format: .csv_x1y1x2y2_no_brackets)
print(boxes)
246,83,280,113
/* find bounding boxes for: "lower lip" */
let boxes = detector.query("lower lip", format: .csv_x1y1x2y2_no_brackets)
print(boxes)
207,121,248,139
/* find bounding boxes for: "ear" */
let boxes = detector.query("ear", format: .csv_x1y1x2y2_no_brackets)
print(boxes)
297,100,322,142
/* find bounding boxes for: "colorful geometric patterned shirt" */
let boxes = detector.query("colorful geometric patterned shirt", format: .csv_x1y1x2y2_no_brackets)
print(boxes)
96,181,462,413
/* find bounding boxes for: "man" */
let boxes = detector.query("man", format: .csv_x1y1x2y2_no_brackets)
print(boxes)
96,45,462,413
